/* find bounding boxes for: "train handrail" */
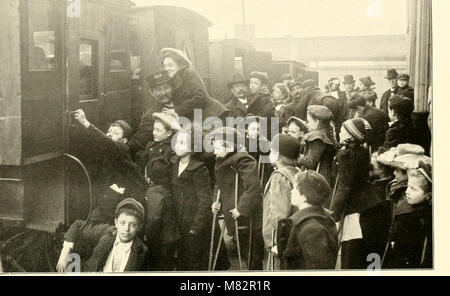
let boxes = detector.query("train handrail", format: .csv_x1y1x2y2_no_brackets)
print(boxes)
62,153,93,231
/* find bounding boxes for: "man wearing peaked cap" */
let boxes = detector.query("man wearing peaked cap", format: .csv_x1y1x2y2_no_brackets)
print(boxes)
128,70,176,156
397,73,414,101
380,69,400,113
343,75,358,120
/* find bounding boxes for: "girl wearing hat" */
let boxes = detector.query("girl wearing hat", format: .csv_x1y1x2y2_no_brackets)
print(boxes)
247,71,275,119
357,76,378,108
331,118,389,269
137,110,181,270
160,48,209,119
383,159,432,268
297,105,337,202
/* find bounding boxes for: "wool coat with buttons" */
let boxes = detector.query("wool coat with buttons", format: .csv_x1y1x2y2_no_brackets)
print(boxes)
214,152,263,235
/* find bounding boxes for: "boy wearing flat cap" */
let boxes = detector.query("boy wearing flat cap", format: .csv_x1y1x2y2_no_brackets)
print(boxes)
276,170,338,270
210,127,265,270
262,134,302,270
57,198,148,272
72,109,146,224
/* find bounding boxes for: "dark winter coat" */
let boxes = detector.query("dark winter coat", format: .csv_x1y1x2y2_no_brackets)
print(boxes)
170,156,213,236
72,125,146,224
359,88,378,107
330,143,382,220
64,220,148,272
380,86,399,114
127,102,169,157
289,87,344,134
169,66,208,119
384,203,432,269
398,85,415,101
277,206,338,270
214,152,263,235
358,105,390,150
383,120,415,150
170,156,214,270
225,91,274,119
136,138,175,189
297,129,337,204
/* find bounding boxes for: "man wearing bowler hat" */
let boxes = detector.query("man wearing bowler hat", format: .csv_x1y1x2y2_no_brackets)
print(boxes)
226,72,274,119
397,73,414,101
380,69,400,114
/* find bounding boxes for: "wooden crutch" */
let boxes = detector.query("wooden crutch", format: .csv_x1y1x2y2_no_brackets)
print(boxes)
212,219,225,271
266,229,275,271
234,172,244,270
208,190,221,271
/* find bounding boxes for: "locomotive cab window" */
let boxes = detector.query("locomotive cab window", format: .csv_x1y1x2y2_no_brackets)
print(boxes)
79,40,98,97
28,0,56,71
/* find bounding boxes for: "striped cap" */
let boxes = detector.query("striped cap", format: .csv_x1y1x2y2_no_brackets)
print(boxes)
343,118,366,142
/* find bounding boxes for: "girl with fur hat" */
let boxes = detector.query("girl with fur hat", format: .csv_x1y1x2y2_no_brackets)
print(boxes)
160,48,210,119
297,105,338,205
382,160,432,268
331,118,389,269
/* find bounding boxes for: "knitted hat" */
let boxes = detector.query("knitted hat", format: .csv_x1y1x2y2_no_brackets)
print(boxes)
307,105,333,121
342,118,366,142
152,109,182,132
115,198,145,223
161,47,192,67
296,170,332,206
249,71,269,85
108,120,133,139
271,133,301,160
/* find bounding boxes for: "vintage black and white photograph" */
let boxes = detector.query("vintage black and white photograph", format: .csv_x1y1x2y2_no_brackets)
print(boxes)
0,0,436,274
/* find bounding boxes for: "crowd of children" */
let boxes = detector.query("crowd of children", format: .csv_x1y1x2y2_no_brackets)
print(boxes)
57,53,432,272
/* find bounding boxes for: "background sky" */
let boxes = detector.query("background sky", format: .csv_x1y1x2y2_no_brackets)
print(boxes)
132,0,408,39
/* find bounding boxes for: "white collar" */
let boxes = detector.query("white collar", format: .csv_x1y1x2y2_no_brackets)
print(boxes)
114,235,133,248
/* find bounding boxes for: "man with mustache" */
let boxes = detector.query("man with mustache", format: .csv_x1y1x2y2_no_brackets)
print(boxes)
226,73,274,119
127,70,176,157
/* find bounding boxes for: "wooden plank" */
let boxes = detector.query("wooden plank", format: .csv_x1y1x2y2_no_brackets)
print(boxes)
0,0,22,166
